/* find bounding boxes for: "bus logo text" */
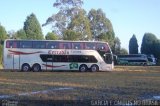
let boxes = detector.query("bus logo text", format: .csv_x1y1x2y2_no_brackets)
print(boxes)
48,50,68,55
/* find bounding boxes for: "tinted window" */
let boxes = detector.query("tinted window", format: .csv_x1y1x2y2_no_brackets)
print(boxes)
72,42,83,49
148,57,153,62
6,40,19,48
118,55,147,58
42,55,53,62
54,55,68,62
104,53,113,64
20,41,32,48
40,55,97,63
33,41,46,49
85,42,96,50
60,42,71,49
46,41,59,49
69,55,97,63
128,60,147,62
97,43,109,52
40,55,68,62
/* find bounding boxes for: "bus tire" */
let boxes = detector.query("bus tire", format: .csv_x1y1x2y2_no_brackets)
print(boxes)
91,64,99,72
32,63,41,72
21,63,30,72
79,64,88,72
143,63,147,66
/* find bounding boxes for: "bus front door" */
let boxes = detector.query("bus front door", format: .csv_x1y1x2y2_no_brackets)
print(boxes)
13,55,20,70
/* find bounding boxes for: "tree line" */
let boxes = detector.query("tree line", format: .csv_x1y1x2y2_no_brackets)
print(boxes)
0,0,128,65
129,33,160,65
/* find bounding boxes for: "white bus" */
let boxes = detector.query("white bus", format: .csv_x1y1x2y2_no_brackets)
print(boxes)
3,39,114,72
117,54,156,66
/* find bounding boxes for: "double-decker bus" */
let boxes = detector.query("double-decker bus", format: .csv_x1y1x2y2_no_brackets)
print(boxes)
117,54,156,66
3,39,114,72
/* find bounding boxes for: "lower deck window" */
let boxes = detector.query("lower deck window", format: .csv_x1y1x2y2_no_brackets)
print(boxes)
40,55,98,63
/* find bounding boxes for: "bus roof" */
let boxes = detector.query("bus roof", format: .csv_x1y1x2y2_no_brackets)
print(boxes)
5,39,109,44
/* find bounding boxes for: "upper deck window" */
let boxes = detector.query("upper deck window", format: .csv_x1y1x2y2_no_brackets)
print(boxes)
97,43,110,52
6,40,19,48
72,42,84,49
60,42,71,49
19,41,32,48
33,41,46,49
46,41,59,49
85,42,96,50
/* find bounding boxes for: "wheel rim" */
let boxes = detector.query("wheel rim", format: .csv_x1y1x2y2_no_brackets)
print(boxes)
33,65,40,72
23,65,29,71
34,66,39,71
91,66,97,72
80,66,86,72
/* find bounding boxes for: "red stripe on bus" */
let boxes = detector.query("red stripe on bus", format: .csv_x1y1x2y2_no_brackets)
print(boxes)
8,50,43,55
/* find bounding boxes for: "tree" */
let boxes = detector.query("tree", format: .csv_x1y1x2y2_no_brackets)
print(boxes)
0,24,7,65
129,34,138,54
63,29,81,40
0,45,2,65
87,8,115,51
120,48,128,55
15,29,27,39
0,24,7,44
43,0,83,36
7,30,16,39
45,32,59,40
24,13,44,40
141,33,160,65
68,10,91,40
98,32,115,52
113,37,121,55
153,40,160,65
141,33,157,55
88,9,115,39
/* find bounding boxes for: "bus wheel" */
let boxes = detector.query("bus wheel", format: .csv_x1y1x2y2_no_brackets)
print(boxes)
91,64,99,72
32,64,41,72
21,63,30,72
143,63,147,66
79,64,88,72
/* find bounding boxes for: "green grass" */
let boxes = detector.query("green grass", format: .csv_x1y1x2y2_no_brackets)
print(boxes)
0,66,160,103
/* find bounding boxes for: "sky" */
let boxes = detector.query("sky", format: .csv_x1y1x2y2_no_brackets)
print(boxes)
0,0,160,51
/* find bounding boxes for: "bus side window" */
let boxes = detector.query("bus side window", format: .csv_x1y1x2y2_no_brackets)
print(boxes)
13,41,20,48
6,41,12,48
33,41,46,49
46,42,59,49
72,43,83,49
97,44,105,50
6,41,19,48
85,42,96,50
63,44,69,49
97,43,109,52
20,41,32,48
60,43,71,49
